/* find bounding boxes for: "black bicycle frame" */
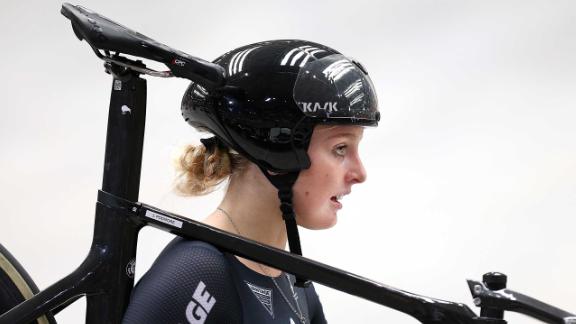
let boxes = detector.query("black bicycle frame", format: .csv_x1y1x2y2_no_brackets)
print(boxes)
1,3,575,324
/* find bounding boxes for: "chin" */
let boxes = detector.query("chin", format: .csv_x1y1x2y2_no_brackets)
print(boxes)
297,211,338,230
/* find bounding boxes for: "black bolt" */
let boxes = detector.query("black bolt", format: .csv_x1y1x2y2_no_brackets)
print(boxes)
483,272,507,290
480,272,507,320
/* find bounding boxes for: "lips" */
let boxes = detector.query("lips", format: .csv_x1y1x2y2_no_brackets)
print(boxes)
330,192,349,209
330,196,342,209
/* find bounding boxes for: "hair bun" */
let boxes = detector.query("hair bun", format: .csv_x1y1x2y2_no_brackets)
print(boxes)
173,142,246,196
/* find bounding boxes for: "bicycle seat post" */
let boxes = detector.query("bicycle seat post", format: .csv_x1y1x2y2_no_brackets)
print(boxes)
100,62,146,200
84,62,147,323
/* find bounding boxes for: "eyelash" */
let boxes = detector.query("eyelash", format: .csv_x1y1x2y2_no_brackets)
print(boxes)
333,145,347,156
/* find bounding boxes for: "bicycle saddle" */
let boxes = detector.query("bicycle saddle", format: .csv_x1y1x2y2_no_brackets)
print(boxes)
61,3,226,89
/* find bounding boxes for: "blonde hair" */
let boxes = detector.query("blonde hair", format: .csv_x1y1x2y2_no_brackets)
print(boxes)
174,142,248,196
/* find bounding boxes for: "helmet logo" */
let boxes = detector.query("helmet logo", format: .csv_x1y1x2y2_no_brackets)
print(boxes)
297,102,338,113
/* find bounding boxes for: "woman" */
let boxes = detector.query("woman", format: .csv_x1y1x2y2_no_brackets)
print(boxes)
123,39,379,324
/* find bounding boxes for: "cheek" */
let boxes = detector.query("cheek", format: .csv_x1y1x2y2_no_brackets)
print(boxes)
294,168,331,198
293,175,315,215
294,190,311,213
293,175,312,208
293,170,334,214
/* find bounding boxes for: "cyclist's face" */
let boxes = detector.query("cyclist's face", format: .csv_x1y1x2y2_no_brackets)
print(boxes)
293,125,367,229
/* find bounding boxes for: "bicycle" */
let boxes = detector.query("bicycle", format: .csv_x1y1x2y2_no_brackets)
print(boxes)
1,3,575,324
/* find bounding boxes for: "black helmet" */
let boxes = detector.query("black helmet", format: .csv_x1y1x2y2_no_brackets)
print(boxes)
181,40,379,286
182,39,379,173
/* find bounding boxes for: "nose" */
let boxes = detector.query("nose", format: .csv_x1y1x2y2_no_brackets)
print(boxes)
346,154,367,184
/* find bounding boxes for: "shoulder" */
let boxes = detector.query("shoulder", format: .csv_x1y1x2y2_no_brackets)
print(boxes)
146,238,230,283
123,238,242,324
155,238,226,265
304,283,328,324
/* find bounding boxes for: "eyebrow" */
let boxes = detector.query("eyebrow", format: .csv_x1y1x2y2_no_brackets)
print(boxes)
326,132,361,140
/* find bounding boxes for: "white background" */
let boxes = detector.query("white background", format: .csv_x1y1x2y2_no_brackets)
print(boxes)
1,1,575,323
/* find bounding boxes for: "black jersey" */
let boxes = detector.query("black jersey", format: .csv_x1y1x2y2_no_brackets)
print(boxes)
123,238,327,324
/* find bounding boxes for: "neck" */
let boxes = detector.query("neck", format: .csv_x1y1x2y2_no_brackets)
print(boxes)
203,164,288,275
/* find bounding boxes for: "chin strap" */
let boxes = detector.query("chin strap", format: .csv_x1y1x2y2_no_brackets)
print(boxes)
259,167,311,288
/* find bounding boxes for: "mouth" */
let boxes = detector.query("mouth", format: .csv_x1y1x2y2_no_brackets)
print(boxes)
330,193,347,210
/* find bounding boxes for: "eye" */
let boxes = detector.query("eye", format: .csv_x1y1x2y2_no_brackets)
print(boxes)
333,144,347,157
